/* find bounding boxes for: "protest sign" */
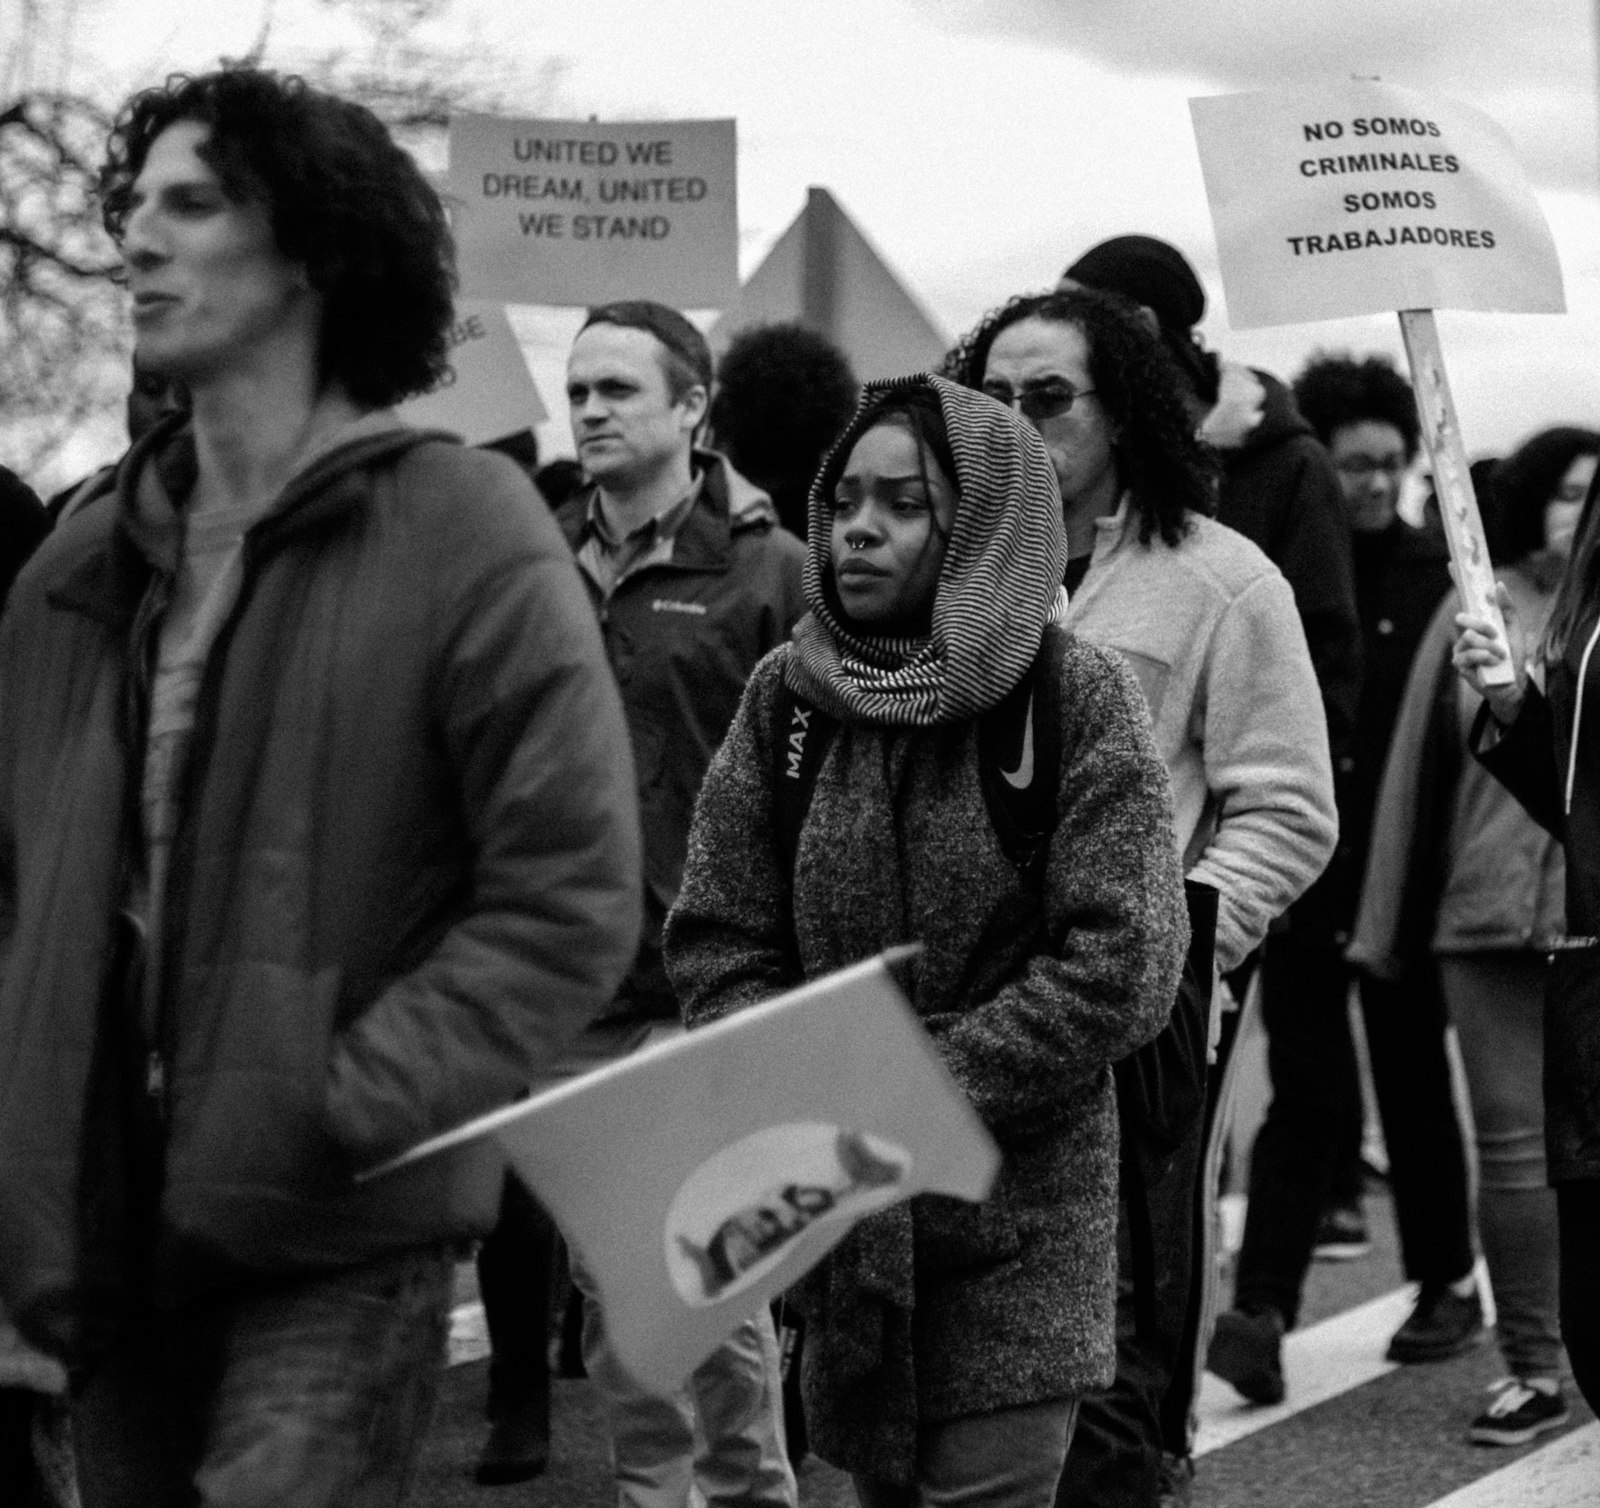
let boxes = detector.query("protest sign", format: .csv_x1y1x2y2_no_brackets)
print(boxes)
445,114,738,308
397,300,545,445
1188,81,1564,330
364,949,999,1394
1189,80,1562,681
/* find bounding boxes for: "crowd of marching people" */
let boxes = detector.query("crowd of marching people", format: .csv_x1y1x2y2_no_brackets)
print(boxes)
1,62,1598,1508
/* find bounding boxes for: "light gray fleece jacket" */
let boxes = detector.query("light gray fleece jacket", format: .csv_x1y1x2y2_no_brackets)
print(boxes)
1066,501,1338,971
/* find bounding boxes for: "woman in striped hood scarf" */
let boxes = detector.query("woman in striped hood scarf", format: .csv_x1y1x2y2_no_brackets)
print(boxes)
665,374,1188,1504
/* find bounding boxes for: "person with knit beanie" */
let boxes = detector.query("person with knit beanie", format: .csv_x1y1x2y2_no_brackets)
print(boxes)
666,374,1189,1507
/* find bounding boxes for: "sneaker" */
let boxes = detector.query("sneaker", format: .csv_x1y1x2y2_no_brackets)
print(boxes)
1206,1307,1286,1405
1386,1283,1485,1364
1468,1378,1569,1447
1312,1202,1372,1262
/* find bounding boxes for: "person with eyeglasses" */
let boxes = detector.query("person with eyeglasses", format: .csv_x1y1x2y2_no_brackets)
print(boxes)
944,287,1336,1508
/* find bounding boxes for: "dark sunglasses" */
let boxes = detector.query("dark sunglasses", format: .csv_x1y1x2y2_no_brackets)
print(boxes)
982,382,1097,424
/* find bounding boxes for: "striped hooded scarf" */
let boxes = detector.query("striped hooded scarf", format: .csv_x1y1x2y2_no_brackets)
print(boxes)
788,374,1068,724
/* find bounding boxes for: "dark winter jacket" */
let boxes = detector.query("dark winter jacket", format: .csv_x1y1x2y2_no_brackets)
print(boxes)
1203,365,1361,943
0,418,642,1364
1473,600,1600,1181
665,377,1187,1481
556,451,806,1024
0,465,48,617
1351,572,1564,979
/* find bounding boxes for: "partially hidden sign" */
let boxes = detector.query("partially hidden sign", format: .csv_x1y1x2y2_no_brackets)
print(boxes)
1189,81,1564,330
446,115,738,308
397,300,545,444
363,950,998,1394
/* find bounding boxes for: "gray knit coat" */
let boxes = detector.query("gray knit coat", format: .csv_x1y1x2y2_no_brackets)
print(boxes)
664,377,1188,1481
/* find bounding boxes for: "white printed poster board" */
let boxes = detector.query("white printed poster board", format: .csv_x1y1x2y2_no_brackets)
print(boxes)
1190,80,1567,682
365,950,998,1394
445,115,738,308
1189,80,1564,330
397,301,545,445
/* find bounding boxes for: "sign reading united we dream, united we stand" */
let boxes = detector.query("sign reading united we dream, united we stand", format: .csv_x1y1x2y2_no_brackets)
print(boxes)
444,114,739,308
1188,81,1564,330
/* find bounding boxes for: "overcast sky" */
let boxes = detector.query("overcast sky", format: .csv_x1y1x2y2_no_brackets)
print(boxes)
17,0,1600,464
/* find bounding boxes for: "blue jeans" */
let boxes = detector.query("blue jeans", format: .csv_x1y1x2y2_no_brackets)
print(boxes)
73,1244,452,1507
852,1398,1080,1508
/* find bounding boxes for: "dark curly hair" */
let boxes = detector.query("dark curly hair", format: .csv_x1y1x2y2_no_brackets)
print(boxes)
941,287,1216,547
100,67,454,408
1488,425,1600,566
1290,353,1419,460
710,322,859,538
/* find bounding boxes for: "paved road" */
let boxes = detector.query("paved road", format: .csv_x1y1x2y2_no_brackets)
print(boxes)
412,1001,1597,1506
411,1176,1596,1507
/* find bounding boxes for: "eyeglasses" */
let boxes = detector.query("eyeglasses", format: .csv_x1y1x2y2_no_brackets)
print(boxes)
982,381,1097,424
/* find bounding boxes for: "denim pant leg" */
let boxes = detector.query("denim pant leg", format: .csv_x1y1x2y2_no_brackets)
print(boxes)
1233,937,1362,1328
1360,969,1475,1287
75,1244,452,1508
573,1249,795,1508
1440,953,1562,1380
689,1306,796,1508
853,1397,1079,1508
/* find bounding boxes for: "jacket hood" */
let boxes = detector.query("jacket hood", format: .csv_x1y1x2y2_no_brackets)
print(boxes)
790,373,1066,726
698,448,779,533
116,410,455,574
1200,364,1314,458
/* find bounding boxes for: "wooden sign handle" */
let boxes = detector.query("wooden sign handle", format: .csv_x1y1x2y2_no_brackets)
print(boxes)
1397,309,1514,686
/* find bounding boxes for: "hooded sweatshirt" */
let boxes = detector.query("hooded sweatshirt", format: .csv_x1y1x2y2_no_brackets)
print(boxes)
666,376,1187,1481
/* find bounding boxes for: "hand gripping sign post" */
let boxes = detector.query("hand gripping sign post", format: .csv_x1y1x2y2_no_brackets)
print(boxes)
361,948,998,1395
1190,80,1567,683
445,114,739,309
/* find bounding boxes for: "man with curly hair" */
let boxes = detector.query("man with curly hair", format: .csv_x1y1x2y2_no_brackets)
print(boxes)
0,67,642,1505
946,288,1336,1508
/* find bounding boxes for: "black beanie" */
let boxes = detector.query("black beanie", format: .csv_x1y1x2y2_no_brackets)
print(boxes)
1063,235,1206,336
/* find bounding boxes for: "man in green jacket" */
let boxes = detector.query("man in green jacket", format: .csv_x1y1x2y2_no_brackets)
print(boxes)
556,300,805,1508
0,69,641,1506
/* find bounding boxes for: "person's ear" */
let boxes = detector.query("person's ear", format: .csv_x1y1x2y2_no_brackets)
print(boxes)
678,383,710,435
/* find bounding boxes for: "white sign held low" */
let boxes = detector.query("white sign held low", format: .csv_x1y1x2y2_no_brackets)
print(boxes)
446,115,738,309
364,949,999,1394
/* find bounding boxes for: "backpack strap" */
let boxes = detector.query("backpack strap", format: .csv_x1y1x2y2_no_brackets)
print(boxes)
772,677,838,880
976,624,1068,884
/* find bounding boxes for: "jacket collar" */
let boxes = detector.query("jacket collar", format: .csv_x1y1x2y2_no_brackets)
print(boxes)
562,449,774,575
43,415,455,630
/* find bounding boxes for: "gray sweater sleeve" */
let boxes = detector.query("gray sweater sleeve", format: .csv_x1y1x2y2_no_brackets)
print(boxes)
1188,570,1339,971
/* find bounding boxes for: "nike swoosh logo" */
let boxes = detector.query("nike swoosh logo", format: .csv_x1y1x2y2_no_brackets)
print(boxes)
1000,693,1034,789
